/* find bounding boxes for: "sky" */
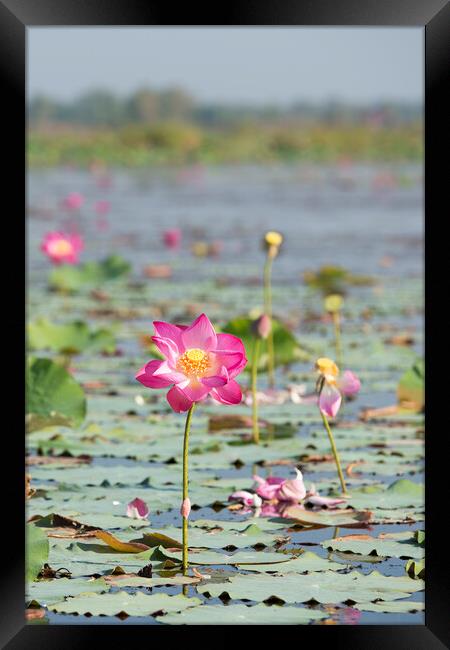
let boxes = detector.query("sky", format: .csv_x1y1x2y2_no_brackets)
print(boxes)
27,27,423,105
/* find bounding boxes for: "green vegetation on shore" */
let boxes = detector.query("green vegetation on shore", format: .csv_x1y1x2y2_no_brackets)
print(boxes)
28,121,422,168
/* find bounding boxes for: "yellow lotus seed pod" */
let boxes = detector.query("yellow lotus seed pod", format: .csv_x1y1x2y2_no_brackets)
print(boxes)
264,231,283,247
316,357,339,377
324,294,343,313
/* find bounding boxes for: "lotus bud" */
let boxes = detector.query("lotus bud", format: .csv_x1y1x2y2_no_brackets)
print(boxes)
180,497,191,519
253,314,271,340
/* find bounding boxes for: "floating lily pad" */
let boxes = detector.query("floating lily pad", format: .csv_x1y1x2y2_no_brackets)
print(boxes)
322,532,424,560
283,507,372,528
27,577,109,606
354,599,424,613
160,603,328,625
197,570,424,604
49,591,201,616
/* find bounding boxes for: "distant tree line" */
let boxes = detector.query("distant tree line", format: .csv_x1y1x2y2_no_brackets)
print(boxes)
28,86,422,128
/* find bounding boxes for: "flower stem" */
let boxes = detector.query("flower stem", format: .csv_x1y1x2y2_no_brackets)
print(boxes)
263,255,275,388
251,337,261,444
182,402,196,575
332,311,343,369
320,410,347,495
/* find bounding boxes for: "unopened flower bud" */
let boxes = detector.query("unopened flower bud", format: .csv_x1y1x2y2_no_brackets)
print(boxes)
253,314,271,339
180,498,191,519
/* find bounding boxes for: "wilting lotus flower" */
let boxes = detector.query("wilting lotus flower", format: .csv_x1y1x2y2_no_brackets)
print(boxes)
304,484,347,508
126,497,149,520
253,469,306,503
277,469,307,502
163,229,182,250
229,491,262,507
136,313,247,413
316,358,361,418
62,192,84,211
253,475,285,500
40,231,84,265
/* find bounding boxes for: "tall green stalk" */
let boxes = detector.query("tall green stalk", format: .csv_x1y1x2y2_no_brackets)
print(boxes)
182,402,196,575
320,410,347,495
251,337,261,444
263,256,275,388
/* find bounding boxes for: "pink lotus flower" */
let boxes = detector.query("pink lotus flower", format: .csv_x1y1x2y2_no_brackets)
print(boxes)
253,475,285,500
62,192,84,211
163,229,182,250
229,491,262,507
40,231,84,265
94,200,111,216
316,358,361,418
136,314,247,413
253,469,306,503
126,497,149,519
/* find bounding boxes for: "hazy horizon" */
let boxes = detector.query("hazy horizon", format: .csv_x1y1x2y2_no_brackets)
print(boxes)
28,27,423,106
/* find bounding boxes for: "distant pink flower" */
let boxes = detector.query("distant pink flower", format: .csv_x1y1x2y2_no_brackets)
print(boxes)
126,497,149,520
96,175,113,189
341,607,362,625
136,313,247,413
338,370,361,396
62,192,84,211
163,229,182,250
253,469,306,503
40,231,84,265
316,358,361,418
229,491,262,507
180,498,191,518
94,200,111,215
95,216,109,232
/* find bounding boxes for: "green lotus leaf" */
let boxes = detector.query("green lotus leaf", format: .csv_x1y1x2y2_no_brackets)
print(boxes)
26,358,86,432
28,319,117,354
26,523,49,582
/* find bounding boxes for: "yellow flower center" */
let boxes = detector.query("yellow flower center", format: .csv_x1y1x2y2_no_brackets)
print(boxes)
51,239,73,256
177,348,210,377
316,357,339,382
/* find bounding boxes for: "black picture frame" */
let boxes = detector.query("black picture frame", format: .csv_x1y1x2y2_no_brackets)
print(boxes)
3,0,448,647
